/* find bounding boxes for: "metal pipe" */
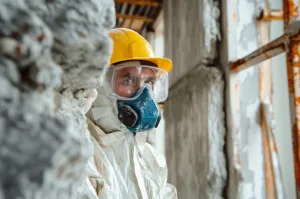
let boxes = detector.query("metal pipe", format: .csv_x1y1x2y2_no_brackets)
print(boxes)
258,9,284,21
283,0,300,197
289,40,300,198
230,34,288,72
230,22,300,72
283,0,296,31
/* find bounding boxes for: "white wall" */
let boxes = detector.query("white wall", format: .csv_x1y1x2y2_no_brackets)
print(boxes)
222,0,266,198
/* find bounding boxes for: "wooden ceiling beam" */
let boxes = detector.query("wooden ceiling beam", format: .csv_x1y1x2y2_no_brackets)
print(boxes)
116,13,154,22
115,0,159,7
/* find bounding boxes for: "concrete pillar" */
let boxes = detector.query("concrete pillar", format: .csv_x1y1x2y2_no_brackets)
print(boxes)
163,0,226,198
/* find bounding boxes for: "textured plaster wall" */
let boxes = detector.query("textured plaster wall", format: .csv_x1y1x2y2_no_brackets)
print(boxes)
164,0,220,86
165,65,226,199
0,0,114,198
221,0,266,198
163,0,226,198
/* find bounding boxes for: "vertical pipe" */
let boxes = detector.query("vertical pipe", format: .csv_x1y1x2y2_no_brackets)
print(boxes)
283,0,300,197
291,41,300,198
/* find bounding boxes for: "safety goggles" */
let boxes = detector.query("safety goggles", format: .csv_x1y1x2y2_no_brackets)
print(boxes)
106,65,169,102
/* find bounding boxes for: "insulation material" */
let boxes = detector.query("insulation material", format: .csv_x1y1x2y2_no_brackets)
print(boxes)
164,65,226,199
0,0,115,198
203,0,221,55
26,0,115,91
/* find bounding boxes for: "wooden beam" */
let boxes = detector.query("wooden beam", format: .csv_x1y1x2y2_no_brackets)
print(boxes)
116,13,154,22
115,0,159,7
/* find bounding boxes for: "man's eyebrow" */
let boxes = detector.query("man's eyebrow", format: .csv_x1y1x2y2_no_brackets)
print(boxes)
119,70,134,76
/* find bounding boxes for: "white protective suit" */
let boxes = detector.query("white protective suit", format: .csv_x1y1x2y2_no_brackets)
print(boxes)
86,86,177,199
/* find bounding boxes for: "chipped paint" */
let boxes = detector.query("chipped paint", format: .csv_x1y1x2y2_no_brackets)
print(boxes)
228,0,300,196
222,0,266,198
242,98,265,199
223,0,292,198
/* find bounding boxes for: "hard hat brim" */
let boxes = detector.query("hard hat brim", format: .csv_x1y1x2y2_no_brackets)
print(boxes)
113,57,172,72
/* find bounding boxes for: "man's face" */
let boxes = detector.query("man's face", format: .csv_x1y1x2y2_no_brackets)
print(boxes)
113,66,156,98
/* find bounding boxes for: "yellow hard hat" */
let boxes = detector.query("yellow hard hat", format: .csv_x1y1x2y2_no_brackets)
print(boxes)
108,28,172,72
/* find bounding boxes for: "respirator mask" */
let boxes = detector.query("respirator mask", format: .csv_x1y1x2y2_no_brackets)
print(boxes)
106,63,169,133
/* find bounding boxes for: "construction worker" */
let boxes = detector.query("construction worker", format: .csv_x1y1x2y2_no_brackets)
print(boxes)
86,28,177,198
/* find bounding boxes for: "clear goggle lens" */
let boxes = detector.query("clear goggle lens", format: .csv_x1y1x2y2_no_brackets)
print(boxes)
106,65,169,102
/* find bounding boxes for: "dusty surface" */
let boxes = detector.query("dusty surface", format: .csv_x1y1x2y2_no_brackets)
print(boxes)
164,0,226,198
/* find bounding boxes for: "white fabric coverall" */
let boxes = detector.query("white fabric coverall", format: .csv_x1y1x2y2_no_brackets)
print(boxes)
85,86,177,199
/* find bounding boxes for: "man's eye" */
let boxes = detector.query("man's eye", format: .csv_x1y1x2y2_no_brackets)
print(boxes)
122,76,136,85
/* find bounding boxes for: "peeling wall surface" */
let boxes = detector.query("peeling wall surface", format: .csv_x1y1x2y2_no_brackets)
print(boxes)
164,0,226,198
239,68,265,199
0,0,114,198
237,1,266,195
222,0,267,198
